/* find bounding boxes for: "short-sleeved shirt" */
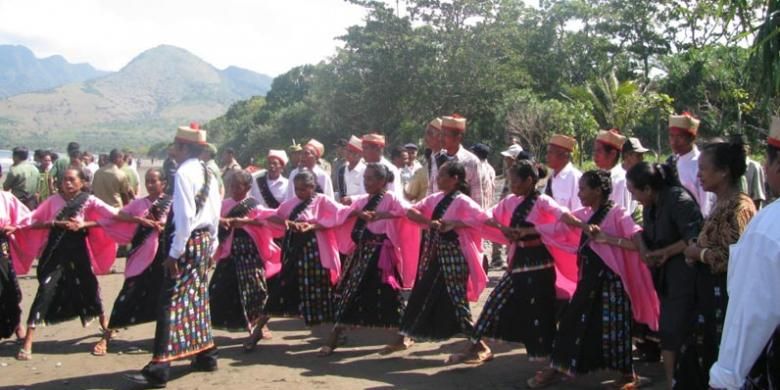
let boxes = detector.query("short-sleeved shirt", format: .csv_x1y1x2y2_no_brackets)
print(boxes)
3,161,40,202
92,163,131,208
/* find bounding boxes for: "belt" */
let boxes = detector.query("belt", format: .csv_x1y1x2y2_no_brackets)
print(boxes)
516,238,543,248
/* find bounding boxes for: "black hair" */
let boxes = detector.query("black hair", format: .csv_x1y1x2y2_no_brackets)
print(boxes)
293,169,317,188
64,167,88,182
109,149,123,162
701,136,747,185
12,146,29,161
232,170,253,187
224,147,236,155
66,142,80,153
390,146,407,160
509,159,547,185
365,163,395,184
626,161,680,192
582,169,613,199
769,144,780,164
146,167,165,179
440,161,470,196
68,149,82,159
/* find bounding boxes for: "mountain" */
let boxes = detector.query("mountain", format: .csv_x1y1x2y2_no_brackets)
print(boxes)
0,45,108,98
0,45,273,150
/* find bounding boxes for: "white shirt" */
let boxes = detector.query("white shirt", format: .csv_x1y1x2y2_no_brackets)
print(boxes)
284,165,335,200
378,157,403,193
478,159,496,209
249,169,288,208
169,158,221,259
710,200,780,389
544,161,583,211
677,146,715,216
428,145,483,206
609,164,634,213
343,160,366,197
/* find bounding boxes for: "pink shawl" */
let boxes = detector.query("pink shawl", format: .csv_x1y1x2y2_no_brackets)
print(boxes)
334,191,420,289
214,197,282,278
276,194,346,284
413,192,489,302
1,191,31,269
12,194,119,275
481,194,579,299
99,197,168,278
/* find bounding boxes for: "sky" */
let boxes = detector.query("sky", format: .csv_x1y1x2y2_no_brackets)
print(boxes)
0,0,370,76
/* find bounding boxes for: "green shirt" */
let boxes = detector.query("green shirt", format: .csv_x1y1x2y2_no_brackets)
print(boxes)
3,161,40,201
50,156,71,187
121,165,140,195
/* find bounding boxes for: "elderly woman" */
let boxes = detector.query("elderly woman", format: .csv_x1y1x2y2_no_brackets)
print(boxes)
673,139,756,389
626,162,703,389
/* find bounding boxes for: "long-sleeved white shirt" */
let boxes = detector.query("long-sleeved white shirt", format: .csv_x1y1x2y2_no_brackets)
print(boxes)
343,160,367,197
427,145,483,206
284,165,335,200
677,146,715,217
169,158,222,259
544,161,583,211
709,200,780,389
609,164,634,213
249,170,288,208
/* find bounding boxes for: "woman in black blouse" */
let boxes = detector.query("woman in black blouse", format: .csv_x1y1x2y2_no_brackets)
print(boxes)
626,162,703,390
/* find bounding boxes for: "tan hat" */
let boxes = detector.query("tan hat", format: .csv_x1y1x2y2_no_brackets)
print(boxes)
428,117,442,130
548,134,576,152
362,133,386,147
288,139,302,153
305,139,325,158
441,114,466,133
770,116,780,148
267,149,289,166
346,135,363,152
596,129,626,150
175,122,207,145
668,113,700,136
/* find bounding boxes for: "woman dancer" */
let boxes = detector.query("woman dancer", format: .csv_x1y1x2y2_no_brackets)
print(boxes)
93,168,172,355
0,190,30,342
319,163,418,356
263,170,344,327
528,170,659,389
448,160,574,364
210,171,280,351
397,162,489,344
14,168,118,360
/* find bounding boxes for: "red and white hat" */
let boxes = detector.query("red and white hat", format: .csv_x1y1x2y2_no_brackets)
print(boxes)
305,139,325,158
769,116,780,148
428,117,443,130
668,112,700,136
175,122,207,145
549,134,577,152
267,149,289,166
362,133,386,147
347,135,363,152
596,128,626,150
441,114,466,133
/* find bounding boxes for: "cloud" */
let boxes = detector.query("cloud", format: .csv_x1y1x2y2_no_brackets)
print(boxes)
0,0,368,75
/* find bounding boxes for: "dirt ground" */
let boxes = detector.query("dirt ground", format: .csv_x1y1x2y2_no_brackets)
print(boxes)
1,263,666,390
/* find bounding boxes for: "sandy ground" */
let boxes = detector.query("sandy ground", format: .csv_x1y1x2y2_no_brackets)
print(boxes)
1,263,666,390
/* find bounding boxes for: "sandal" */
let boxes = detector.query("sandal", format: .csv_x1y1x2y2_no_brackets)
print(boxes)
92,328,113,356
243,326,264,352
16,348,32,361
526,370,561,389
317,345,335,357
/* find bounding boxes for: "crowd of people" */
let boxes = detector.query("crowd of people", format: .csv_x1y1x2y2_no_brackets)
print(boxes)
0,113,778,390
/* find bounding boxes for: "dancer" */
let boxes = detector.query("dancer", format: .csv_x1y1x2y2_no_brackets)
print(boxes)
319,163,418,356
527,170,659,389
210,170,280,351
448,160,575,364
0,190,30,343
14,168,118,360
93,168,172,355
397,162,488,344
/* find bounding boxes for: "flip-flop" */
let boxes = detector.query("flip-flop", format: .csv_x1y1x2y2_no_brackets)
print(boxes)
16,348,32,361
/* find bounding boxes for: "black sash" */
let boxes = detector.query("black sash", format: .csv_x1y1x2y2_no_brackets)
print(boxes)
39,192,90,267
256,173,281,208
509,191,541,242
337,165,347,197
0,233,10,280
281,197,314,258
432,191,460,241
127,195,173,258
161,162,212,255
578,201,614,261
350,192,384,243
218,197,260,242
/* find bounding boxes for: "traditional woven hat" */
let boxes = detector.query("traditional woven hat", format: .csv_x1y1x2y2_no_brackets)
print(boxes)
770,116,780,148
428,117,443,130
305,139,325,158
441,114,466,133
548,134,576,152
267,149,289,166
668,112,700,136
347,135,363,152
175,122,207,145
362,133,386,147
596,129,626,150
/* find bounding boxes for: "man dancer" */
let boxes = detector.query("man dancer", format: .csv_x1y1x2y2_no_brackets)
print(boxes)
668,113,714,216
250,149,289,209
